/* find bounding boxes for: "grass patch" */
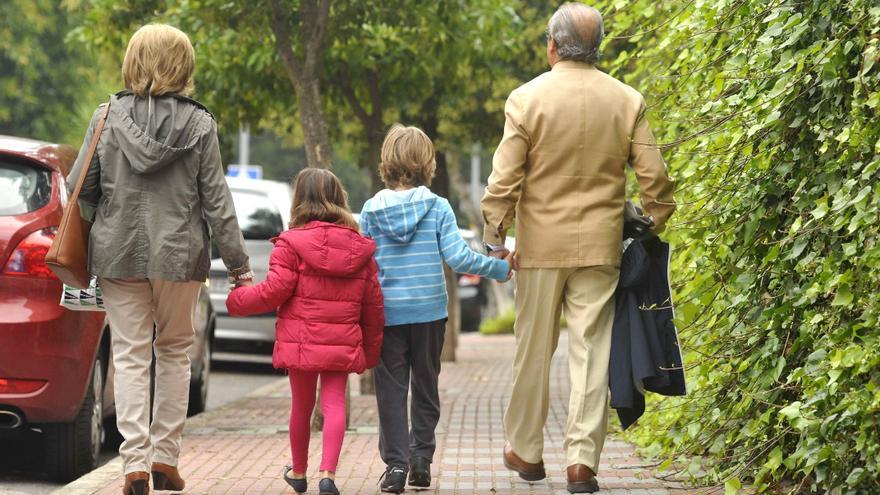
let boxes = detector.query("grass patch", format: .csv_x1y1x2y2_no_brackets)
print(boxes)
479,308,516,334
479,308,568,335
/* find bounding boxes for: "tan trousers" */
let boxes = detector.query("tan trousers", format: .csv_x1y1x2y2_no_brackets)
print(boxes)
100,278,201,475
503,266,619,473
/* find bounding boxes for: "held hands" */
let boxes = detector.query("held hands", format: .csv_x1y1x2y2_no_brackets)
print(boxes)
488,247,518,282
229,270,255,290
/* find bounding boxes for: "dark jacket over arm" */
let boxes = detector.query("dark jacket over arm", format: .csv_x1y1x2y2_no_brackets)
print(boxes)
610,222,686,430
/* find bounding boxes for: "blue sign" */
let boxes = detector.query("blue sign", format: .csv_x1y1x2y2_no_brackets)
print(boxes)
227,164,263,180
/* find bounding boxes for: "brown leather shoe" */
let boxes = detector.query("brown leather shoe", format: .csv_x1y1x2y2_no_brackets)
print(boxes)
566,464,599,493
122,471,150,495
503,442,546,481
151,462,185,491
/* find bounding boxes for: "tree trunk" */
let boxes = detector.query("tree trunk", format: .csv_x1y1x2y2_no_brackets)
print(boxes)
365,131,383,191
334,69,385,189
441,264,459,362
436,152,460,363
295,75,333,168
269,0,333,169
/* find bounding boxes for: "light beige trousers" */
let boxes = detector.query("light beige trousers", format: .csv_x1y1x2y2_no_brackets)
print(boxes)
503,266,619,473
100,278,201,475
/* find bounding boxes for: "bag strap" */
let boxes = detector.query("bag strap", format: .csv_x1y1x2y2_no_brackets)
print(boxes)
69,101,112,205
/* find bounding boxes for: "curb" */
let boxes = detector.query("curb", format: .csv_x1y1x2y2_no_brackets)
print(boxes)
50,376,289,495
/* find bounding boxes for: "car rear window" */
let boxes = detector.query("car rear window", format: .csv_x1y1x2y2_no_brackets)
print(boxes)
231,190,284,240
0,159,53,216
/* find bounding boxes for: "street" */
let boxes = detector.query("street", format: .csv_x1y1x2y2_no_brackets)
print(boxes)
0,359,282,495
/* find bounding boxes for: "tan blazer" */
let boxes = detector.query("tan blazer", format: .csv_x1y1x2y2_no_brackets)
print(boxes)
481,60,676,268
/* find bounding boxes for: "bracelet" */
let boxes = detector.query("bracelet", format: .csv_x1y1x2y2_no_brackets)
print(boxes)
483,242,506,254
229,270,255,284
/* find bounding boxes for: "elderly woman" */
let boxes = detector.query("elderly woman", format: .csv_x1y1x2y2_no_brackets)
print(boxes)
66,24,252,495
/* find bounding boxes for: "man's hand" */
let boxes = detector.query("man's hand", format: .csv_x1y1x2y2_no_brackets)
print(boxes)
496,250,517,282
505,250,519,272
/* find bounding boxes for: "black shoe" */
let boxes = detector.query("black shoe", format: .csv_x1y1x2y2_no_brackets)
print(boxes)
318,477,340,495
409,456,431,488
380,465,408,493
283,465,307,494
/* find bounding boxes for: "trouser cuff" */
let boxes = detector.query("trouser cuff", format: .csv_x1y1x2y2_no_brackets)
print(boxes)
123,463,150,475
151,454,178,467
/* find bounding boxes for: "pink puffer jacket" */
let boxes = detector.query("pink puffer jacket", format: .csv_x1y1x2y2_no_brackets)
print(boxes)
226,221,384,372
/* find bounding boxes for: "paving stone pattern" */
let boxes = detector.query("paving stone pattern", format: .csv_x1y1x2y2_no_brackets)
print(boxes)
62,333,710,494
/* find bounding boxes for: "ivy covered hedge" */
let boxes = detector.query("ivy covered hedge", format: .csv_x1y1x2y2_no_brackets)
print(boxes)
597,0,880,492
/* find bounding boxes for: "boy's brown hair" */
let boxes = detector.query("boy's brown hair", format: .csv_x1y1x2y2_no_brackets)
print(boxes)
289,168,359,231
379,125,436,189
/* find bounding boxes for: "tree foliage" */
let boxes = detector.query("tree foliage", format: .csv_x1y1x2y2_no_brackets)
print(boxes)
596,0,880,492
0,0,109,144
73,0,541,188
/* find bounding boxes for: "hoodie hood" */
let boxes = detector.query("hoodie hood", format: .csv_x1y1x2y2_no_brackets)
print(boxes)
107,92,210,175
279,221,376,276
361,186,437,243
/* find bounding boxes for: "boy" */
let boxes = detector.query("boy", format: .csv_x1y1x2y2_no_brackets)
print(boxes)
360,125,511,493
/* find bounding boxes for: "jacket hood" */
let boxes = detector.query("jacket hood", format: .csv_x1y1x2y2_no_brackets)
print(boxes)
107,92,210,175
279,221,376,276
361,186,437,243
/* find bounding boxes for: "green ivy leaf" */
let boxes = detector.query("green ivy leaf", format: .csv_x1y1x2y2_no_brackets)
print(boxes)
765,446,783,471
779,401,802,419
724,478,742,495
831,285,853,306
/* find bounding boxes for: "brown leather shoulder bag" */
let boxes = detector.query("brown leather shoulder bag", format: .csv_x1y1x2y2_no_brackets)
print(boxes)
46,102,111,288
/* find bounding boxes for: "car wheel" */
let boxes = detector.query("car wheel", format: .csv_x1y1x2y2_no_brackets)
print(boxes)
187,329,211,416
43,357,104,482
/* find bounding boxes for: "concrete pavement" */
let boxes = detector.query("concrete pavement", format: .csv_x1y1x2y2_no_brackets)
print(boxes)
55,333,705,495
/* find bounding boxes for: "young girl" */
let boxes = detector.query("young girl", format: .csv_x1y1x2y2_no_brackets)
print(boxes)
227,168,384,495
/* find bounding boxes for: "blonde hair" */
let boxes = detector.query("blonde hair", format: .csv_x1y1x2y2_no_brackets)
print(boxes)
122,24,195,97
289,168,359,231
379,125,436,188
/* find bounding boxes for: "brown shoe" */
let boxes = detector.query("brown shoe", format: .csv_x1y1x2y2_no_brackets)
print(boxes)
503,442,546,481
122,471,150,495
566,464,599,493
151,462,185,491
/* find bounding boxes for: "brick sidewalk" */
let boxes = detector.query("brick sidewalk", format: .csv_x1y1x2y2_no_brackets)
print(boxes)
59,332,703,495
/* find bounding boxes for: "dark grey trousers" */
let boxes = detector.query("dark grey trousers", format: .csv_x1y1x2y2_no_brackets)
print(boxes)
374,319,446,468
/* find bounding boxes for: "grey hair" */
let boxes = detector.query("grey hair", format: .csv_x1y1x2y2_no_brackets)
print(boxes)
548,3,605,64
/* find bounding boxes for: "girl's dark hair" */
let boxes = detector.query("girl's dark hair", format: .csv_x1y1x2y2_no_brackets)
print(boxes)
289,168,359,231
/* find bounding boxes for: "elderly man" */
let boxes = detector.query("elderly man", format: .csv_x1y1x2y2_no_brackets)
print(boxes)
481,3,676,493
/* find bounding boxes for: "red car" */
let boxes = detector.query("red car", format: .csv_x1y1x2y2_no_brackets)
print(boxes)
0,135,214,482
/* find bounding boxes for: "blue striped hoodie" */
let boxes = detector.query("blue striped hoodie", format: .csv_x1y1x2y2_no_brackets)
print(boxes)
360,186,509,326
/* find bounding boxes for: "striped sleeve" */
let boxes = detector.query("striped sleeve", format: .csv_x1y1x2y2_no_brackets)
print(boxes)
436,199,509,281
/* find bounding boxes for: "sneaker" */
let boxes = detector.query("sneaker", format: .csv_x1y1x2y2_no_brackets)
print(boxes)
282,465,307,494
379,465,408,493
408,456,431,487
318,477,340,495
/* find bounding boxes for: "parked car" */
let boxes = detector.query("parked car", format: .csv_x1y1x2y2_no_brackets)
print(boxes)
0,135,214,482
209,178,291,362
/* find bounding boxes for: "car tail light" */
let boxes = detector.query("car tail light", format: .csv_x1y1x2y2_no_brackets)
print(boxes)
458,274,482,287
0,377,47,394
2,227,58,279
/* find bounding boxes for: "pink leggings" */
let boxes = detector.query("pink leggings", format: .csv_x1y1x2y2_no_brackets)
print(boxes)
289,370,348,473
